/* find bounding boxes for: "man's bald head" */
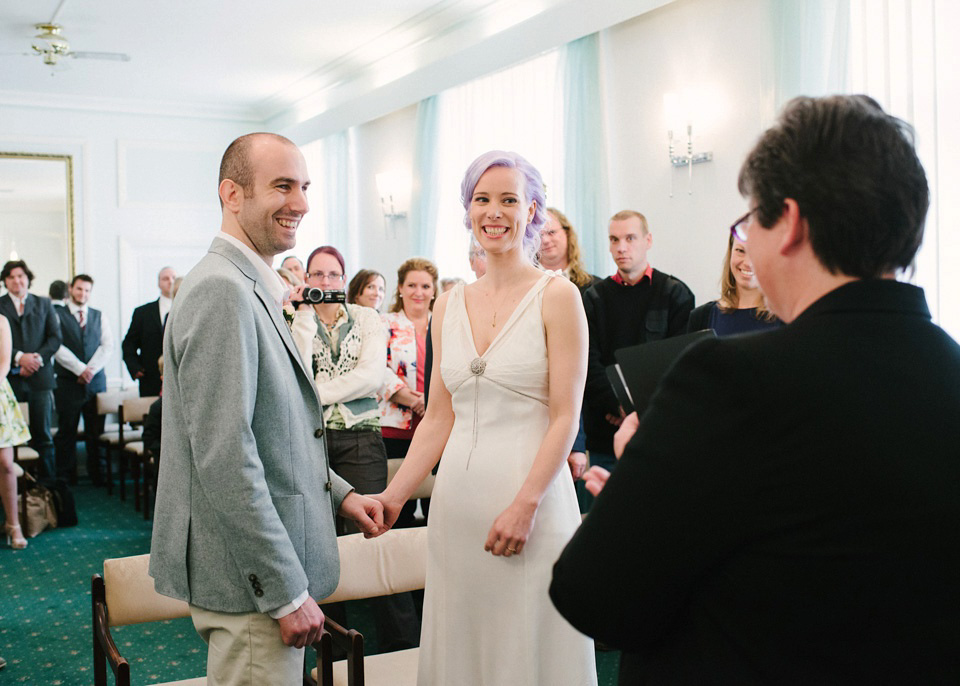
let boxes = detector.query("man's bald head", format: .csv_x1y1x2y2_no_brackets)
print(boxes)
219,132,298,205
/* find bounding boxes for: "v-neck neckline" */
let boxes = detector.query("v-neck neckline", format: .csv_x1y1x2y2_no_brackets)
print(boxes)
460,272,550,358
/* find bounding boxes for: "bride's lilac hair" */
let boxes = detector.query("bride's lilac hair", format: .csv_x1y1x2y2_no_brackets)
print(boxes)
460,150,545,262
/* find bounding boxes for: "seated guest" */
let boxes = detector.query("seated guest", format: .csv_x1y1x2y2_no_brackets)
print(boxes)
687,231,781,336
347,269,386,311
540,207,601,292
551,94,960,684
468,239,486,280
439,277,465,293
291,246,419,652
1,313,31,549
280,255,306,283
53,274,114,485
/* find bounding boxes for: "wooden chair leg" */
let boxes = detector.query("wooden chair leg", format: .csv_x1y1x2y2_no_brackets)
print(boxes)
104,445,113,495
118,449,126,501
132,454,140,511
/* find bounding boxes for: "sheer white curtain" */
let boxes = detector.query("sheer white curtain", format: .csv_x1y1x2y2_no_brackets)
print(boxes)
431,50,563,280
847,0,958,337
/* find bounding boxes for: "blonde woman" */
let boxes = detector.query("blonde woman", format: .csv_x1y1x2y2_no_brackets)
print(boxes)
0,313,30,549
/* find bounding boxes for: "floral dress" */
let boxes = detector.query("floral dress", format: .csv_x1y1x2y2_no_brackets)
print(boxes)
0,377,30,448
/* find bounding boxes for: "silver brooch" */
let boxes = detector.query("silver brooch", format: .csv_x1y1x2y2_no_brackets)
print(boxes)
470,357,486,375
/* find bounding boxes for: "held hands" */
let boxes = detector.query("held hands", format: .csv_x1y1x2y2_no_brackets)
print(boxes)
605,406,627,427
77,366,95,384
338,492,384,537
364,492,404,538
277,596,325,648
484,499,537,558
582,466,611,497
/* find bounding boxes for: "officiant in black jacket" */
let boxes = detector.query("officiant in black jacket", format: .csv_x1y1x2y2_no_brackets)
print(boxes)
550,95,960,685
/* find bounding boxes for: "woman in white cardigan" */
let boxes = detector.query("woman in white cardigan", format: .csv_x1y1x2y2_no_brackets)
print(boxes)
291,245,420,652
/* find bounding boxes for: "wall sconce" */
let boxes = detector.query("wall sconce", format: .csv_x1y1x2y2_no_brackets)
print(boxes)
376,169,411,228
664,92,713,197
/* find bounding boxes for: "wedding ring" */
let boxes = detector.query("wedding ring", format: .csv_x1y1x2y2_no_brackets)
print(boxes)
507,547,517,553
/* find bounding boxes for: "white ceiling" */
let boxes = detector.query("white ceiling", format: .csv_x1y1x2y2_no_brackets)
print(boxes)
0,0,670,128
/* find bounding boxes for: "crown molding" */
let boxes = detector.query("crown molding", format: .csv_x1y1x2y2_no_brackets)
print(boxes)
0,89,261,123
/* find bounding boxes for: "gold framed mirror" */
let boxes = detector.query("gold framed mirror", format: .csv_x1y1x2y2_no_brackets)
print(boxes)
0,152,76,291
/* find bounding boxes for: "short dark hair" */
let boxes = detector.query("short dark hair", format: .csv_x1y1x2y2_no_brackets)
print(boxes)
738,94,929,279
347,269,385,305
48,279,68,300
218,132,297,205
1,260,34,285
70,274,94,287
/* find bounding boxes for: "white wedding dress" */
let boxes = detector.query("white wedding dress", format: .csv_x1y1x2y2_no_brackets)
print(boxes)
417,272,597,685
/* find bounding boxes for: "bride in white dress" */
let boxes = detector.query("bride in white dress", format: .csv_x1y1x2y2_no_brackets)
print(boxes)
373,151,597,685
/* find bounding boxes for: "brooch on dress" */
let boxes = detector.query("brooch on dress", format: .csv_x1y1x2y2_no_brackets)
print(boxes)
469,357,486,376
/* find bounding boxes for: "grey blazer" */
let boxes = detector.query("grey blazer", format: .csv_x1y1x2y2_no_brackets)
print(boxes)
149,237,353,614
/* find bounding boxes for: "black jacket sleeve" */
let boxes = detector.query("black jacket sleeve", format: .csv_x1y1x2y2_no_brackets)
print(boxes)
582,288,620,416
37,298,63,362
122,307,144,377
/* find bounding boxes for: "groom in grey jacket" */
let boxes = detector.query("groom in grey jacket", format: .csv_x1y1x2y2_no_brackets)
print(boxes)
150,132,383,685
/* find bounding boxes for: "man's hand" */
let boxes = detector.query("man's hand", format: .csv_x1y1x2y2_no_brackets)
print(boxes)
133,369,145,379
339,492,384,536
567,451,587,480
19,353,42,375
78,366,95,384
277,596,325,648
582,466,611,497
605,406,626,427
613,411,640,459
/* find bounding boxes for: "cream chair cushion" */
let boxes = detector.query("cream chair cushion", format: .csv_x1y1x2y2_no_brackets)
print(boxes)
386,459,435,500
103,554,190,626
151,679,207,686
324,528,427,604
312,647,419,685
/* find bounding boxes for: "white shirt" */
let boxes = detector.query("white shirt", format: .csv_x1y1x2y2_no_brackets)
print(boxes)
216,231,305,618
216,232,289,308
158,295,173,326
53,301,115,376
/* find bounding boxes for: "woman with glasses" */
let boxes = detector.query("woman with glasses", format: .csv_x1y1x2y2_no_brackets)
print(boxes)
346,269,386,312
539,207,600,292
687,218,781,336
291,245,420,652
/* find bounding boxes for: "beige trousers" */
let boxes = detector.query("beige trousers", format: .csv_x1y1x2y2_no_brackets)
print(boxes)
190,605,303,686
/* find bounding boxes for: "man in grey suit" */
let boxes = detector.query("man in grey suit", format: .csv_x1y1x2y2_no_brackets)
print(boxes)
150,132,384,685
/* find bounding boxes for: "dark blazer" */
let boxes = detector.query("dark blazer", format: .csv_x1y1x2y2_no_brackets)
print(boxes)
551,280,960,685
0,293,62,394
122,299,164,396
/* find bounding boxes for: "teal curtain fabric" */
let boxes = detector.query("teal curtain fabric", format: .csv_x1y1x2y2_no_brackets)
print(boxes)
560,33,610,276
323,130,351,256
410,95,441,260
772,0,851,110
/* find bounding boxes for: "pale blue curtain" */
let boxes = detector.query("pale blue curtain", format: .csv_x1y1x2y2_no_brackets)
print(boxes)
560,33,610,276
410,95,441,259
771,0,851,111
323,131,351,255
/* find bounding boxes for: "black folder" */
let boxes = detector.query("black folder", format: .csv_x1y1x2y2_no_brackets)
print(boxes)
606,329,717,417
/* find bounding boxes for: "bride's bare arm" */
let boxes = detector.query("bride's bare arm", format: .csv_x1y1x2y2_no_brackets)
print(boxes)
484,277,588,556
376,291,456,529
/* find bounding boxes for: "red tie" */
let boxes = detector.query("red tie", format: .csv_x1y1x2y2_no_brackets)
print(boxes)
77,310,85,329
18,299,24,315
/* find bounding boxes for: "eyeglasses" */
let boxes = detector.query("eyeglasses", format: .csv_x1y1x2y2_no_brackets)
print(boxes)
307,271,344,282
730,208,757,242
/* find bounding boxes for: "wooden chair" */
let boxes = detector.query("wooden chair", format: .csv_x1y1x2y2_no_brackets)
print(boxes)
309,527,427,686
92,554,337,685
12,401,40,525
95,389,139,495
119,396,157,511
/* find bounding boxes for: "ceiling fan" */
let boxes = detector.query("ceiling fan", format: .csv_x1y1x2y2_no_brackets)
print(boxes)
29,22,131,66
3,0,130,68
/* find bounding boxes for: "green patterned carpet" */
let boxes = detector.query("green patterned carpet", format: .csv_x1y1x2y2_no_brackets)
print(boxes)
1,480,619,685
